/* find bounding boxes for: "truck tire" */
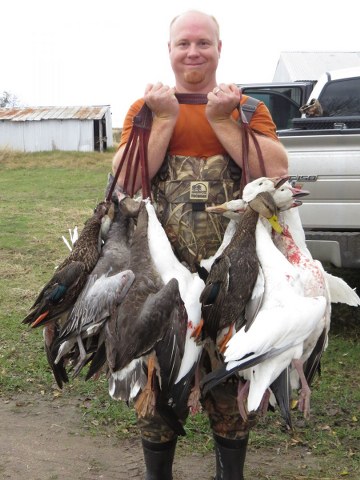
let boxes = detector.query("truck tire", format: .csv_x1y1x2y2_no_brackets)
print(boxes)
325,265,360,331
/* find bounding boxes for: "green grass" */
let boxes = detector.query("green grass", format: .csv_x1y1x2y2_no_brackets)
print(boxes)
0,149,359,478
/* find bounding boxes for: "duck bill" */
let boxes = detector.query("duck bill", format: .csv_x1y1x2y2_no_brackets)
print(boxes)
267,214,283,233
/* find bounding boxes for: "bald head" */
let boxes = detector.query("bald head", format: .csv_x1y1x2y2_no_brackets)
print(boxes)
168,10,222,92
169,10,220,42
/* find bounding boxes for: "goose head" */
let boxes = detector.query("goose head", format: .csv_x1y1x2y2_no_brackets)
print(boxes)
206,199,246,219
273,182,310,210
242,175,290,203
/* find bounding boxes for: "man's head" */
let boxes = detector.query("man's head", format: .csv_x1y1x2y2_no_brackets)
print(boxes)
168,10,222,92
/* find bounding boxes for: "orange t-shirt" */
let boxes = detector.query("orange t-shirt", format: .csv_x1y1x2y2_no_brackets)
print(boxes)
119,95,279,157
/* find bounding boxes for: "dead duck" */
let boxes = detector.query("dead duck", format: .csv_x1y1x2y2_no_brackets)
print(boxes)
22,201,111,329
105,201,187,435
200,191,282,352
52,195,138,381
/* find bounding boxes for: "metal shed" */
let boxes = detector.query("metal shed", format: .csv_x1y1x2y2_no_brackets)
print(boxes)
273,51,360,82
0,105,113,152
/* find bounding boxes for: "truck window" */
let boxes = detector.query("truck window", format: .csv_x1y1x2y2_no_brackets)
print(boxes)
319,77,360,116
242,87,304,130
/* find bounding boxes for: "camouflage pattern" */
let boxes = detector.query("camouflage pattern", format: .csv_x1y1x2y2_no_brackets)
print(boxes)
201,379,258,440
152,154,241,271
137,411,179,443
139,153,255,442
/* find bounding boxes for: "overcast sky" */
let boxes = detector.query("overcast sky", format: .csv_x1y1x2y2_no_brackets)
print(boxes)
1,0,358,127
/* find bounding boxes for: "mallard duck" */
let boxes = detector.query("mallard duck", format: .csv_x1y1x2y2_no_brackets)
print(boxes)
22,201,111,329
52,195,138,381
105,201,187,435
199,191,282,352
145,200,205,414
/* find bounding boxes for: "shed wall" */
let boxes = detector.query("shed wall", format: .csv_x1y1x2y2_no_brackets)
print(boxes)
0,119,94,152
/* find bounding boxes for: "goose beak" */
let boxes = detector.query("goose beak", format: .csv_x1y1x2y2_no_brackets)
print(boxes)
267,214,283,234
270,175,290,189
290,186,310,198
291,199,303,207
206,203,228,214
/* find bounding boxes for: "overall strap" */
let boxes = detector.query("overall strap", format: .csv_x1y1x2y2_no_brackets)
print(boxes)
240,96,260,124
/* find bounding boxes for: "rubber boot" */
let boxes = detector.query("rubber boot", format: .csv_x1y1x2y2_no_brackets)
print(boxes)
141,437,177,480
213,433,249,480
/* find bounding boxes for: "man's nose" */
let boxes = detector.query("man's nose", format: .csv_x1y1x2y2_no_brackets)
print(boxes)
187,43,200,56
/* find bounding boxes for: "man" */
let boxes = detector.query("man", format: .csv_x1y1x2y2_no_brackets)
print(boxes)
113,10,288,480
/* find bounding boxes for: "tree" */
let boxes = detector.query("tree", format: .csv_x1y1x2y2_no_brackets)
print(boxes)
0,91,19,107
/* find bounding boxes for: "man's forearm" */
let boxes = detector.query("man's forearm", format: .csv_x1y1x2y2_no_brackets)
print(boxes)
208,117,288,178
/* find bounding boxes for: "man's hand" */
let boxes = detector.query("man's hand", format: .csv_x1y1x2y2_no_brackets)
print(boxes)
206,83,240,123
144,82,179,121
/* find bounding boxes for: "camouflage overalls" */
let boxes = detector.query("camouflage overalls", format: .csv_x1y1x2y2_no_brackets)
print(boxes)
137,153,257,442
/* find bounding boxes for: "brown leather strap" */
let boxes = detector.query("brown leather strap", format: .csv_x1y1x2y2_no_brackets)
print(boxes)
238,90,266,193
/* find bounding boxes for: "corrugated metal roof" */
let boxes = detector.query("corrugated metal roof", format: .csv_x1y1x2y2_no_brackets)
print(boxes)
273,51,360,82
0,105,111,122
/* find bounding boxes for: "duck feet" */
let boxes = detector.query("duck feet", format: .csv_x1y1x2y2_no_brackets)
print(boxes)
134,386,156,418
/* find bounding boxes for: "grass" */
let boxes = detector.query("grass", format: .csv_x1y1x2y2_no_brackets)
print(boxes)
0,149,359,478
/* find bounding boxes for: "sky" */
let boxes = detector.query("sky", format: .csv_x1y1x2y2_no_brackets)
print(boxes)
1,0,359,127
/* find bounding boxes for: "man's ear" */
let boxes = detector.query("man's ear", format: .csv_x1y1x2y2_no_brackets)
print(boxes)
168,41,171,54
218,40,222,57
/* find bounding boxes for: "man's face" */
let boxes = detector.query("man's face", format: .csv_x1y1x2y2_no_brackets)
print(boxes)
169,12,221,89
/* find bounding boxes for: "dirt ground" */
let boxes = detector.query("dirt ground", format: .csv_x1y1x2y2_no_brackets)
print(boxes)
0,394,328,480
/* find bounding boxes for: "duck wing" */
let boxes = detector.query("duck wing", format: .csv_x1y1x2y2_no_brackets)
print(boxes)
108,279,185,376
53,270,135,375
200,255,230,342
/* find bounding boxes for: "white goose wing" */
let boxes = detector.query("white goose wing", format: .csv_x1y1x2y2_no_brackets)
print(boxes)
324,271,360,306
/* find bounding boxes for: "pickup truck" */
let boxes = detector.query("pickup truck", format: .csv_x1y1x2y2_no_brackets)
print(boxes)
241,66,360,271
